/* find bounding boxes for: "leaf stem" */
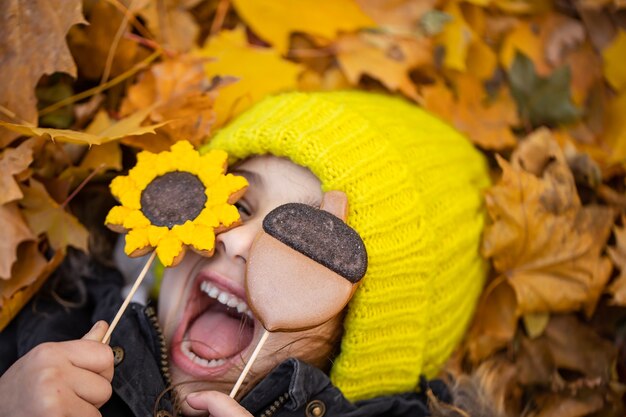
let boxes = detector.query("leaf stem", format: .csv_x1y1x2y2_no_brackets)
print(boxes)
60,163,106,209
38,50,161,117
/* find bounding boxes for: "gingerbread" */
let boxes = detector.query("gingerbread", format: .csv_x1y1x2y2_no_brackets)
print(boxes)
246,191,367,332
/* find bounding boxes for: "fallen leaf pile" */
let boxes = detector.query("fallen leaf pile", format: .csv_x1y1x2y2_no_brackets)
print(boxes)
1,1,626,414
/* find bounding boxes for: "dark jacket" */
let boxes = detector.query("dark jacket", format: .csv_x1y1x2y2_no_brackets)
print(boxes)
0,258,449,417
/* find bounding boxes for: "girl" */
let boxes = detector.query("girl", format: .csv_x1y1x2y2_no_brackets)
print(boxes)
0,91,491,417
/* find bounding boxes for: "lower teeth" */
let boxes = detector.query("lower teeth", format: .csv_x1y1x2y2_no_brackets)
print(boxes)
181,339,227,368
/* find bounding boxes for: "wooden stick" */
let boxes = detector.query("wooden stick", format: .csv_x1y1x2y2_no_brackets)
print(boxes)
229,329,270,398
102,251,157,344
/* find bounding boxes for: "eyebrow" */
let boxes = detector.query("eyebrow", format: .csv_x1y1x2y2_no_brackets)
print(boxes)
232,168,263,188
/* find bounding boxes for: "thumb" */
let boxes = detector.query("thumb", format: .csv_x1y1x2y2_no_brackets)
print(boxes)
82,320,109,341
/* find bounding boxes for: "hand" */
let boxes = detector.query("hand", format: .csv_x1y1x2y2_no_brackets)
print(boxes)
0,321,114,417
186,391,253,417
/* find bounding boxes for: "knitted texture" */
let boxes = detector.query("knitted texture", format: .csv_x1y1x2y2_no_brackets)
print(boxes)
204,91,490,401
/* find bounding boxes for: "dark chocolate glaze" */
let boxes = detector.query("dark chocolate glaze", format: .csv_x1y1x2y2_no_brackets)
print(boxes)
262,203,367,282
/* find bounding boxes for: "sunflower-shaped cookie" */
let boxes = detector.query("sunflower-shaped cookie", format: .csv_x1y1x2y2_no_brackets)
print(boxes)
105,140,248,267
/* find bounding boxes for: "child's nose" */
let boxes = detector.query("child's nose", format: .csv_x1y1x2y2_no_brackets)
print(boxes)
214,219,260,263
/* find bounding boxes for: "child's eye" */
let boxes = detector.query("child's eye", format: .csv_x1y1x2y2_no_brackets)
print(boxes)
234,200,252,218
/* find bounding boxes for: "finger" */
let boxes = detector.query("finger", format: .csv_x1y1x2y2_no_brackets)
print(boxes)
186,391,253,417
54,386,103,417
62,339,114,377
82,321,109,341
68,367,113,408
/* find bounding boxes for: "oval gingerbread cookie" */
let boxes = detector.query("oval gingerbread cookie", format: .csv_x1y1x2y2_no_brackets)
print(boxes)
246,191,367,332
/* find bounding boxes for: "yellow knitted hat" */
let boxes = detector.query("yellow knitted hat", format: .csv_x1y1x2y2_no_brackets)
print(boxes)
205,90,490,401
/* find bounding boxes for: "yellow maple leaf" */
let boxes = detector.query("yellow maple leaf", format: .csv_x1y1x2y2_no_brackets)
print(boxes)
19,179,89,252
231,0,374,53
602,29,626,92
194,28,303,128
422,74,518,150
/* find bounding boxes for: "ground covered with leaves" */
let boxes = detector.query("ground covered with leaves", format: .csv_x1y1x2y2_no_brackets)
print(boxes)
1,0,626,416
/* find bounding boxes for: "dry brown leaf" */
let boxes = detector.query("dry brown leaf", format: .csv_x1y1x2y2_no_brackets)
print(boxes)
533,393,604,417
0,0,85,146
120,56,216,151
0,139,36,205
138,0,203,52
0,248,64,332
517,315,616,386
355,0,435,34
482,130,614,317
0,203,35,279
68,0,148,80
335,32,432,100
608,216,626,305
19,179,88,253
0,242,47,304
422,74,518,150
466,280,519,362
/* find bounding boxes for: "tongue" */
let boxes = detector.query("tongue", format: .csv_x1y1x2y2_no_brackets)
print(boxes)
187,306,254,360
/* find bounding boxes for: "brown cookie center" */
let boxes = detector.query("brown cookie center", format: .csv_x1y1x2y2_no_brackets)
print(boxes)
140,171,207,228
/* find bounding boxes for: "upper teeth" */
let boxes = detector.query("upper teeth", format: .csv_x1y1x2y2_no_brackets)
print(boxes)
200,281,254,319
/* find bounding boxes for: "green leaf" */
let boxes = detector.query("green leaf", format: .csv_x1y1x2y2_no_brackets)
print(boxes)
509,52,581,127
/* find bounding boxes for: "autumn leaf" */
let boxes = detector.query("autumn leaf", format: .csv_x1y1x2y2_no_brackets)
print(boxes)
422,74,518,150
335,31,432,100
508,52,581,127
0,139,36,205
601,91,626,164
0,0,85,147
68,0,149,80
355,0,435,34
231,0,374,53
19,179,88,253
0,204,35,279
120,56,217,151
0,107,167,146
466,280,519,362
138,0,203,52
0,247,64,332
482,130,613,318
0,242,47,305
60,141,122,186
602,29,626,92
608,216,626,305
194,27,303,127
436,2,497,79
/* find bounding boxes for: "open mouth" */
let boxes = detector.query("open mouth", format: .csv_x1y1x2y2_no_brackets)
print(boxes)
171,274,256,377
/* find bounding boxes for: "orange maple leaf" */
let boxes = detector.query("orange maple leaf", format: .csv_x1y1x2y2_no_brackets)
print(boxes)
422,74,518,150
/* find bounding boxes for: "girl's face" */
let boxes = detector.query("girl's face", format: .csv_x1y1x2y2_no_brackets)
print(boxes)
158,155,341,415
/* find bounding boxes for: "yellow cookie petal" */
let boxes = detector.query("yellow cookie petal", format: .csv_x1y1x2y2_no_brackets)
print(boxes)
189,225,216,252
156,234,184,267
123,210,150,229
195,207,220,228
215,203,241,227
125,228,150,255
172,221,197,245
105,205,133,227
147,225,169,246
